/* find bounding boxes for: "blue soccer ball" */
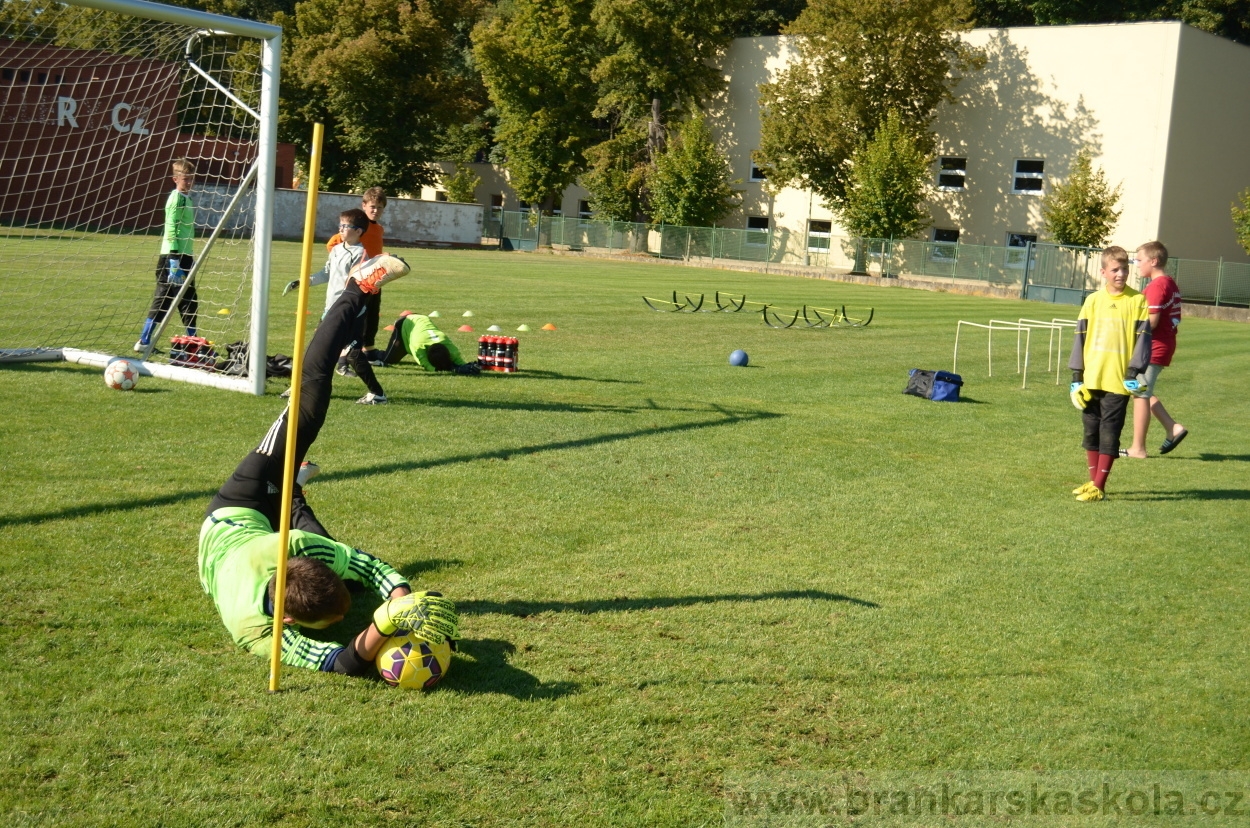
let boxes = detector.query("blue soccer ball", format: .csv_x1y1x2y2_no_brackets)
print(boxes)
729,349,749,367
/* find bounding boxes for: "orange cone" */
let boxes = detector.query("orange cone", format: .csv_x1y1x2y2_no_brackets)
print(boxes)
458,324,474,332
542,323,557,331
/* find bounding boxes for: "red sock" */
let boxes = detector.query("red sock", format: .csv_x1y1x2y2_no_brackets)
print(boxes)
1094,454,1116,490
1086,450,1099,481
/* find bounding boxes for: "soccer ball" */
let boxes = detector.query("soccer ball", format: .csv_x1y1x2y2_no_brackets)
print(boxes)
729,349,749,367
104,358,140,391
376,633,452,690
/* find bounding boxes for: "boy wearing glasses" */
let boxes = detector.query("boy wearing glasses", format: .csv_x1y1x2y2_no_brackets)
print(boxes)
285,208,392,404
136,158,198,351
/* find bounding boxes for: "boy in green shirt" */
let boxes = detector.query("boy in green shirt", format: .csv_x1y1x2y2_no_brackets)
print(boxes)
137,158,199,352
377,311,481,373
199,256,459,676
1067,246,1152,502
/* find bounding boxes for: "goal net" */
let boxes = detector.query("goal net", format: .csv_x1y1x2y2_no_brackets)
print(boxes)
0,0,279,393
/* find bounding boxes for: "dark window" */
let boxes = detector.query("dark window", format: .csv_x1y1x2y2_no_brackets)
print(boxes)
750,162,766,182
933,228,960,243
578,200,592,220
1007,232,1037,247
938,157,966,190
1,69,12,83
18,70,30,83
1013,159,1044,193
435,191,448,202
808,220,832,251
1005,232,1037,268
36,72,47,84
490,194,503,208
746,216,770,230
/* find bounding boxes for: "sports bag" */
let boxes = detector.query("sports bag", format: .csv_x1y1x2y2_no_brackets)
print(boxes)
169,335,217,369
904,368,963,402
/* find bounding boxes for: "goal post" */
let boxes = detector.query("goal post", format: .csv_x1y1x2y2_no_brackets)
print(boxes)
0,0,280,395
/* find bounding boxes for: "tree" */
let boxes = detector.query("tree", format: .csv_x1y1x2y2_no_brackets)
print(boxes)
755,0,981,210
648,114,740,227
581,129,650,221
278,0,489,193
1232,187,1250,255
972,0,1250,46
1041,150,1123,247
472,0,599,209
838,112,932,240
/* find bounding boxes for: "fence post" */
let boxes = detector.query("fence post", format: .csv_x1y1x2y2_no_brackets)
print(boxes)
608,220,614,255
1020,241,1034,298
1216,257,1223,306
685,227,692,262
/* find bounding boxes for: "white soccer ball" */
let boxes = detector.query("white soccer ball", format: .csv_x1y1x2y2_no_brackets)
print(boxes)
104,358,140,391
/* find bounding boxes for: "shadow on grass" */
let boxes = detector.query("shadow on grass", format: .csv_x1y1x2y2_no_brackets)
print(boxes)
369,366,639,384
459,589,880,616
1196,453,1250,463
397,558,465,580
1114,489,1250,501
442,638,578,700
0,405,781,527
314,404,783,485
958,397,989,405
391,396,707,415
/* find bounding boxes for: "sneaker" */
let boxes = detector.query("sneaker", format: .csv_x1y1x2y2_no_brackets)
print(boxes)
1072,481,1097,496
133,340,148,353
352,254,410,295
1075,486,1105,502
335,363,356,378
357,392,388,405
280,387,291,398
368,355,387,367
296,461,320,486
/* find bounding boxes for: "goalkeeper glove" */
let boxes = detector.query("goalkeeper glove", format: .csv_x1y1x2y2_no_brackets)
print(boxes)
168,257,186,286
454,361,482,376
282,279,300,297
1123,375,1149,398
373,590,460,643
1070,382,1091,411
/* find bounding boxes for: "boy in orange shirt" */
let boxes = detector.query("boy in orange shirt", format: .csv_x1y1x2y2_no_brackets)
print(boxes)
327,187,388,373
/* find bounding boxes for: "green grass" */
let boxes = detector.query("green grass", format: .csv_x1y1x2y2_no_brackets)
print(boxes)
2,247,1248,827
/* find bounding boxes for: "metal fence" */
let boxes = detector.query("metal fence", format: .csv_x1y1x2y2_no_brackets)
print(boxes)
484,211,1250,307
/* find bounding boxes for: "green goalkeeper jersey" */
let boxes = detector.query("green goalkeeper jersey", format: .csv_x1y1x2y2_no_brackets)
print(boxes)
161,189,195,256
401,314,466,371
198,507,409,671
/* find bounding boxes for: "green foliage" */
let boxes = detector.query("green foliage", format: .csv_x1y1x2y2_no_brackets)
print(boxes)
1041,150,1123,247
838,112,932,240
3,244,1250,824
279,0,489,193
648,115,741,227
1232,187,1250,255
755,0,981,209
473,0,599,208
590,0,748,128
443,165,483,203
582,129,650,221
972,0,1250,45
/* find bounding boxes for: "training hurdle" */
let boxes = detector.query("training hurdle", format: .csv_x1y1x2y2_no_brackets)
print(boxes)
1017,318,1077,383
953,320,1036,387
644,290,873,328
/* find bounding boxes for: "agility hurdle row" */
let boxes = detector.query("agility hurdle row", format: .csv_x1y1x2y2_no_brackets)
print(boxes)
953,317,1075,388
643,291,874,328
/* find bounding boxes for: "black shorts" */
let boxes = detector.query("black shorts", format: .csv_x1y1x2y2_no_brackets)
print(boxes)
1082,390,1130,455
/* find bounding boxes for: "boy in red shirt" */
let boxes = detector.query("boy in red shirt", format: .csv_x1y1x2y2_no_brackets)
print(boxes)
1124,240,1188,458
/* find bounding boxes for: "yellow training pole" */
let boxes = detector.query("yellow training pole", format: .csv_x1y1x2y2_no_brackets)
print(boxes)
269,122,324,693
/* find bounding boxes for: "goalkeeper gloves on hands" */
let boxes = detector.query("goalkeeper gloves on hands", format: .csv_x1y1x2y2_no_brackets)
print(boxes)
373,590,460,643
454,361,482,376
282,279,300,297
168,257,186,286
1123,375,1150,398
1070,382,1091,410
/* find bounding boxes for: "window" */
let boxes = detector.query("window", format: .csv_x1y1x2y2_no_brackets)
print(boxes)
938,157,966,190
1005,232,1037,268
808,219,832,252
746,215,770,246
578,200,592,221
435,191,448,202
1013,159,1044,194
750,157,766,182
931,228,959,262
489,194,503,214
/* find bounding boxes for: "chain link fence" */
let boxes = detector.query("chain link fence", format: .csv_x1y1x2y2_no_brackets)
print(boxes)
484,211,1250,307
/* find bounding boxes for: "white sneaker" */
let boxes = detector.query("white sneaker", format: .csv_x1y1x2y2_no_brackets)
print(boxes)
357,393,388,405
133,340,147,353
296,461,320,486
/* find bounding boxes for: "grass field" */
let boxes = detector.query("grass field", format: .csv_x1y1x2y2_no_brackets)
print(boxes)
2,245,1248,826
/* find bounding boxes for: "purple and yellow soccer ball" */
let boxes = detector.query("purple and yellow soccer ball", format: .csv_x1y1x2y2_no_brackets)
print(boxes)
376,633,452,690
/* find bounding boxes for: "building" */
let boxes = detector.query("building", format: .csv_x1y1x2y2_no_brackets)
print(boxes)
429,21,1250,265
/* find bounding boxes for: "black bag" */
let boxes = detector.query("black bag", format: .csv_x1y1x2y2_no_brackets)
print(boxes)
266,354,293,378
904,368,963,402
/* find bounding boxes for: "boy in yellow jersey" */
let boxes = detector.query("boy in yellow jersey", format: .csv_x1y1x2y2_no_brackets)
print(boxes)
1067,246,1152,502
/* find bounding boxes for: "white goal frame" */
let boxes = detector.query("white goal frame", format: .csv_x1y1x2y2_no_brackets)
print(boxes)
0,0,280,395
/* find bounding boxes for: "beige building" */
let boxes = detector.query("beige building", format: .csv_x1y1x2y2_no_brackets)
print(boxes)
426,22,1250,264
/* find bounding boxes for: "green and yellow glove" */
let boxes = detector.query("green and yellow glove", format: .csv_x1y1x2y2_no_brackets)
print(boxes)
282,279,300,297
373,591,460,643
1069,382,1091,411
